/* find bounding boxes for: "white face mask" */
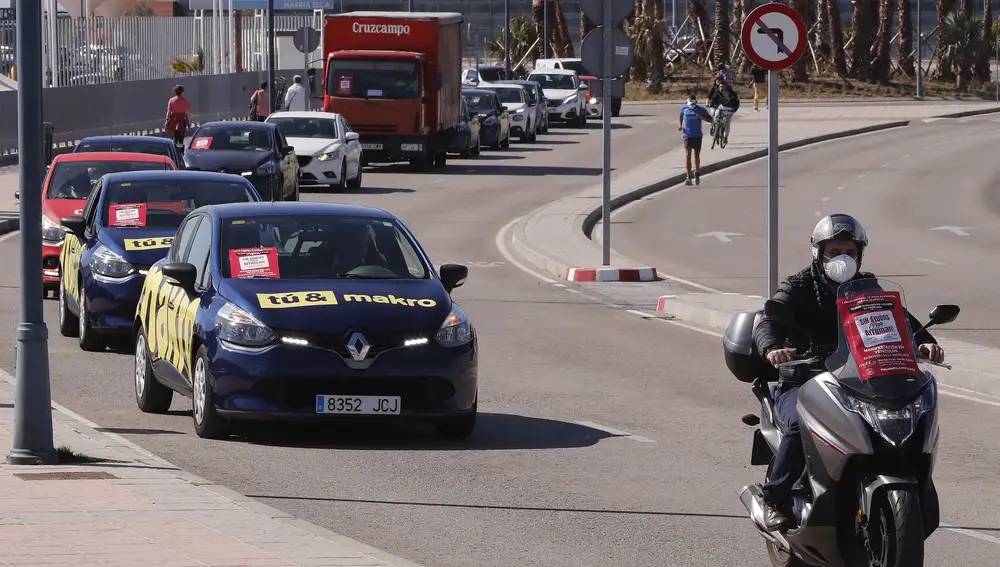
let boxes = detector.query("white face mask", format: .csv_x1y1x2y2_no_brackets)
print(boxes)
824,254,858,284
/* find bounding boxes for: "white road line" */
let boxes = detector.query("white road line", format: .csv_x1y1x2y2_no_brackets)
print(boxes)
0,230,19,242
902,153,911,158
494,216,556,284
814,211,822,217
835,185,845,191
857,173,866,179
917,258,946,266
941,524,1000,545
820,197,831,203
880,162,892,168
575,420,655,443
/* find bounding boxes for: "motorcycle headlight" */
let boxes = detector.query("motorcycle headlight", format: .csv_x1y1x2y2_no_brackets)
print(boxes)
41,215,65,244
215,302,276,348
255,161,278,176
434,304,472,347
828,381,936,447
91,245,134,279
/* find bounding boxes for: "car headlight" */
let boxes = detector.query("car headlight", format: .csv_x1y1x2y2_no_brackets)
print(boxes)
827,380,936,447
256,161,278,176
316,146,342,161
589,97,598,104
215,302,276,348
434,304,472,347
91,245,135,279
563,94,579,104
41,215,65,244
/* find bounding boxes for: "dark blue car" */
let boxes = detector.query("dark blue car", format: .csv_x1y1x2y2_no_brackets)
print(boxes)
74,135,184,169
57,170,262,352
130,201,478,441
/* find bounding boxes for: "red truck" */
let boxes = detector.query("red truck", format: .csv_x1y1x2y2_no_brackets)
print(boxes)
322,12,463,170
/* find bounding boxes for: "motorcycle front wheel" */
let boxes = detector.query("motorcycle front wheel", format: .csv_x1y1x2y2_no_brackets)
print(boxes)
865,489,924,567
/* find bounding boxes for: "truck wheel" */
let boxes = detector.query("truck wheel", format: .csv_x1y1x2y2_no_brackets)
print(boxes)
409,156,429,171
433,153,447,168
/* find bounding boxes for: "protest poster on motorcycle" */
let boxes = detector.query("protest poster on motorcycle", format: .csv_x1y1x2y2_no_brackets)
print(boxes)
836,291,920,380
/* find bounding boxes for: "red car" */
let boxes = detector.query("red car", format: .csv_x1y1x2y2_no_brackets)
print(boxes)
579,75,604,119
41,152,176,296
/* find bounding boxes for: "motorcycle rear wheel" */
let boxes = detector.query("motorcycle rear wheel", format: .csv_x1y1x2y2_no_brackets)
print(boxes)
865,489,924,567
764,459,814,567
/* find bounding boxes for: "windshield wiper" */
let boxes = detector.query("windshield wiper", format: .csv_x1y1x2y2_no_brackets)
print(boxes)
333,273,389,279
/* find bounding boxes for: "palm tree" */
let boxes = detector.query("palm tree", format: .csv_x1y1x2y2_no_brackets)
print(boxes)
553,0,575,57
934,0,958,81
789,0,809,81
713,0,731,67
826,0,849,76
814,0,832,59
532,0,547,56
898,0,915,76
975,0,993,79
870,0,896,83
938,11,986,90
849,0,878,79
485,13,539,76
637,0,666,91
687,0,712,56
581,11,596,45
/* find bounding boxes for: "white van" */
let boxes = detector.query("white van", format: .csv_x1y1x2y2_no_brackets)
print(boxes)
533,57,623,117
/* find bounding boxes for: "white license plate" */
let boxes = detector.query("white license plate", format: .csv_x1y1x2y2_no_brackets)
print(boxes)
316,395,401,415
400,143,423,151
361,143,383,150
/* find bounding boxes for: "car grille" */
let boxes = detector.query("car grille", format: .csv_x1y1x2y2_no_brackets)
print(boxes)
274,328,409,360
251,376,456,411
352,124,396,133
297,156,312,167
546,99,561,107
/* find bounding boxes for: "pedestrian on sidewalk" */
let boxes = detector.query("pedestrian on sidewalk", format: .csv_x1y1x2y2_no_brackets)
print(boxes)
283,75,309,111
751,65,767,112
164,85,193,149
678,95,712,186
249,81,270,121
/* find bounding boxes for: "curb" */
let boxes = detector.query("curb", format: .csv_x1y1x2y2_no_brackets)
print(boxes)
566,267,657,282
931,106,1000,118
0,215,18,236
0,367,427,567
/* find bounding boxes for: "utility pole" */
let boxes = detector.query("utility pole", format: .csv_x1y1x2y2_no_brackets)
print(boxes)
915,0,924,99
267,0,276,108
542,0,548,59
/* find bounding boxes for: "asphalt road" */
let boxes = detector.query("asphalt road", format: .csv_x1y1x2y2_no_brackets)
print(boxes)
1,107,999,567
611,117,1000,349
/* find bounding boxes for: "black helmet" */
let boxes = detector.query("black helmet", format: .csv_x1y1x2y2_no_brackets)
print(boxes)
811,213,868,262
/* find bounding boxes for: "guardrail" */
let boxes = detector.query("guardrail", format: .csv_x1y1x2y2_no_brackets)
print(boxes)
0,70,303,166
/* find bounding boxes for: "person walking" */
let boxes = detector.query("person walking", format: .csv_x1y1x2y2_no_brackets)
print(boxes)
678,95,713,186
283,75,309,111
249,81,270,121
751,65,767,112
164,85,193,149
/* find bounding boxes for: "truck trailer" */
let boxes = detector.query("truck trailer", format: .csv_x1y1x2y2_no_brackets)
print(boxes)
322,12,463,170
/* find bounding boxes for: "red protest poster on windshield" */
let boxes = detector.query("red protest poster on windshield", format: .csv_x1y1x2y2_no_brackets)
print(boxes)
108,203,147,227
337,76,353,95
836,291,920,380
191,137,212,150
229,247,280,279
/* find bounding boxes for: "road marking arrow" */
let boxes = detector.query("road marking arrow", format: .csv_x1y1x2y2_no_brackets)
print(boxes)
929,226,973,236
697,231,744,243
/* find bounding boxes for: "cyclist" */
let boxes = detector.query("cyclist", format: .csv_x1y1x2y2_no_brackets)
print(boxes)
707,77,740,144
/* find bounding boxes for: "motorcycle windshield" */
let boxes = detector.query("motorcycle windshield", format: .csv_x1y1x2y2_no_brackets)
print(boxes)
826,278,930,403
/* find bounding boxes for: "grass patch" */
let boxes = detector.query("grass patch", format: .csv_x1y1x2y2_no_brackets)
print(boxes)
56,445,118,464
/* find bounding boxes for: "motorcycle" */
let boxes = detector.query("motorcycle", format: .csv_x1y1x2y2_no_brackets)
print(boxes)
722,277,959,567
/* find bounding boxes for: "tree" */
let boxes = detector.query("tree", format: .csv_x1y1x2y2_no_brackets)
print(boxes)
687,0,712,56
870,0,896,83
789,0,809,81
485,13,539,76
975,0,993,80
637,0,666,91
581,11,596,46
938,11,986,90
124,1,155,16
713,0,731,67
898,0,915,76
827,0,849,76
814,0,832,59
552,0,575,57
849,0,878,79
934,0,958,81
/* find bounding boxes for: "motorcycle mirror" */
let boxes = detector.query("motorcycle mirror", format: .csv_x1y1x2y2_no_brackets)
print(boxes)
927,304,960,327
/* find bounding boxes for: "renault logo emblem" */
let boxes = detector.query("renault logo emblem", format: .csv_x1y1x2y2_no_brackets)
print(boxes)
345,332,370,362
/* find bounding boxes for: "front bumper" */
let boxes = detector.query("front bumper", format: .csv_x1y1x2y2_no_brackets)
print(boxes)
42,241,63,288
207,338,478,420
357,134,432,163
586,101,604,117
298,155,343,186
546,100,582,121
82,271,147,334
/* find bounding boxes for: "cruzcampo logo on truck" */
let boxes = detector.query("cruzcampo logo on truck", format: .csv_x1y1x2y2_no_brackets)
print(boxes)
352,22,411,36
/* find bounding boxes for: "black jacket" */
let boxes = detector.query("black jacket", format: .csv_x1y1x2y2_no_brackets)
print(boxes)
707,85,740,111
753,264,936,383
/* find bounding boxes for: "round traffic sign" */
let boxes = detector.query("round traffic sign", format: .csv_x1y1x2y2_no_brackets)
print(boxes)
580,26,633,78
740,3,807,71
293,26,320,54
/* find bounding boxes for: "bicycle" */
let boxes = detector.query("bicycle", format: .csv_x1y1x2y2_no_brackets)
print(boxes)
710,106,734,149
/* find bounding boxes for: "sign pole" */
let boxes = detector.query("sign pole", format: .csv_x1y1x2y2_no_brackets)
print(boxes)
766,69,779,296
267,0,276,112
601,0,612,265
543,0,548,59
8,0,57,466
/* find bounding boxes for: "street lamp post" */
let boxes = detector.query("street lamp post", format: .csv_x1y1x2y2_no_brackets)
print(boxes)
915,0,924,99
267,0,276,107
542,0,548,59
8,0,57,466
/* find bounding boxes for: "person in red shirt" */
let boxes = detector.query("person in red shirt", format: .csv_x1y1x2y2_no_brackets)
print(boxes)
165,85,193,148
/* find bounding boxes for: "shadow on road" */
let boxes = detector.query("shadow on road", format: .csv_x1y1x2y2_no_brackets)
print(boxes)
244,493,749,521
450,153,526,161
95,426,185,436
441,164,606,176
300,185,416,195
234,412,618,450
542,130,588,136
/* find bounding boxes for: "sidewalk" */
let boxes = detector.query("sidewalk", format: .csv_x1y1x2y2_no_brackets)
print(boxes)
508,101,1000,283
0,375,426,567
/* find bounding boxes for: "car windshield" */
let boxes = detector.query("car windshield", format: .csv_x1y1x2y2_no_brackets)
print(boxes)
76,140,172,159
463,93,495,112
190,126,273,152
530,73,577,90
219,215,429,280
327,59,419,99
485,87,523,104
478,67,505,81
825,278,931,403
101,179,258,229
268,116,338,139
560,60,590,75
46,160,169,200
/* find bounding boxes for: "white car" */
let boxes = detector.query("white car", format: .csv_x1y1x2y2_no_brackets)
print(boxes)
479,83,537,142
266,111,363,190
527,69,587,127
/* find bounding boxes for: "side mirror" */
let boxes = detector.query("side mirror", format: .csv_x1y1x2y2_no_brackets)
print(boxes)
280,145,294,156
578,84,588,91
439,263,468,293
927,304,960,327
345,132,360,141
161,262,197,291
60,215,86,239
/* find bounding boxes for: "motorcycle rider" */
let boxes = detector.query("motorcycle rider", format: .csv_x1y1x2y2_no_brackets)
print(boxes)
751,213,946,531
